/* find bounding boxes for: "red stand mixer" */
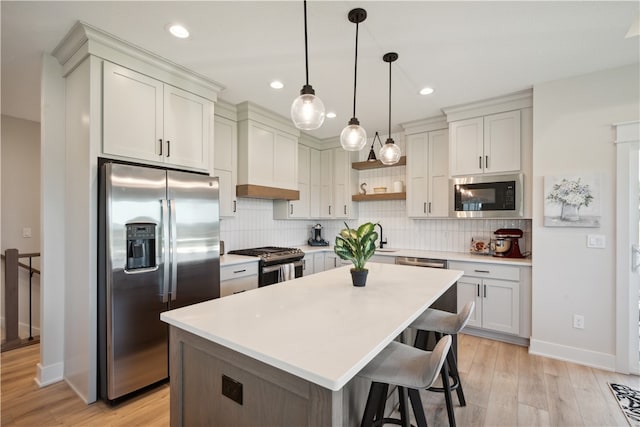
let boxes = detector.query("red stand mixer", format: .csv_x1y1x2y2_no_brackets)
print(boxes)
492,228,525,258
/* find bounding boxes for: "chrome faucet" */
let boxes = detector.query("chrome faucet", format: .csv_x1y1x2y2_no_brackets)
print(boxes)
377,223,388,249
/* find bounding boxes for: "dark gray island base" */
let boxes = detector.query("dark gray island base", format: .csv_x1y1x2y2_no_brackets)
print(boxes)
169,326,371,426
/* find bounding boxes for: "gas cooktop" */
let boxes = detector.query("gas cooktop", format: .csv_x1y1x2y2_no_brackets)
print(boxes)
228,246,304,263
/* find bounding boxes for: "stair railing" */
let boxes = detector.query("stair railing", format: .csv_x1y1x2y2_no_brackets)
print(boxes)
1,249,41,351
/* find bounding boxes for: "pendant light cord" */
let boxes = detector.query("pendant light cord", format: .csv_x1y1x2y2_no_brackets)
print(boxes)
303,0,309,86
352,21,360,118
388,59,392,139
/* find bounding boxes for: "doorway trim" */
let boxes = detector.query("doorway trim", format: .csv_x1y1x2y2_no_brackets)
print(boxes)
615,120,640,375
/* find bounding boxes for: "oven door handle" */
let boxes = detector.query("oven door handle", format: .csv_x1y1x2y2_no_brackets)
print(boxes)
262,260,303,274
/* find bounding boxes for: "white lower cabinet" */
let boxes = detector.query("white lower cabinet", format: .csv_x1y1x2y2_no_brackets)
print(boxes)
220,262,259,297
450,261,522,336
312,252,325,274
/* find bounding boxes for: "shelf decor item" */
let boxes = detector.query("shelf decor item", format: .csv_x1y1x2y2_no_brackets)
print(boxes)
334,222,378,287
379,52,402,165
340,8,368,152
290,0,325,130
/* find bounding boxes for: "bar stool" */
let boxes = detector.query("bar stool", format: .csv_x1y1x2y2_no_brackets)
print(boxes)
410,301,475,427
357,335,452,427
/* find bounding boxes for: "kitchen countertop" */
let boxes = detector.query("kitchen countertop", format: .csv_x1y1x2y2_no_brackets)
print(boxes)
297,245,532,267
161,263,463,391
219,253,260,267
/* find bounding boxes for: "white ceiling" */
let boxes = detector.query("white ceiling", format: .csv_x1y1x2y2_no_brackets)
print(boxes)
2,1,639,140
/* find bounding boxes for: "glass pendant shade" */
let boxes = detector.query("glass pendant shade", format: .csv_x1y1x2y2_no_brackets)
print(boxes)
379,139,401,165
340,119,367,151
291,89,325,130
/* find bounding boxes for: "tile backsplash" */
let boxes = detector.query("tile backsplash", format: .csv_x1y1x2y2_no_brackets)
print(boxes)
220,198,532,254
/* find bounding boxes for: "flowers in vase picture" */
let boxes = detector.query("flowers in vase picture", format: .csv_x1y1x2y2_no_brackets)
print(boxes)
544,174,601,227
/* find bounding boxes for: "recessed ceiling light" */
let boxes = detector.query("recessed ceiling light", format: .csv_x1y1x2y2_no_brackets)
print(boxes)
326,112,337,119
270,80,284,89
419,87,435,95
169,24,190,39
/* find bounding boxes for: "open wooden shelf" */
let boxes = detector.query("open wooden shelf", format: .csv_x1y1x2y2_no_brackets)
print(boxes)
352,192,406,201
351,156,406,170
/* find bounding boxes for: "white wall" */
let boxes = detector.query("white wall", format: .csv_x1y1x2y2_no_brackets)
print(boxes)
1,115,41,337
530,64,640,370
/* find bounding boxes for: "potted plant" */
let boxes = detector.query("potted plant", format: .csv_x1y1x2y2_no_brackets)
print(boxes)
334,222,378,287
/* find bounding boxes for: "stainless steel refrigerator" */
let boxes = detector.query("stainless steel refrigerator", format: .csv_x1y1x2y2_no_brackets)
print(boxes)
98,162,220,401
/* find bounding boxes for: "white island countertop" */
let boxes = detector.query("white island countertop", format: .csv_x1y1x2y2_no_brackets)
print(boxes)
161,262,463,391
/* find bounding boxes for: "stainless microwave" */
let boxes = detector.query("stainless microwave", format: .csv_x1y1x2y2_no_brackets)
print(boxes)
449,173,524,218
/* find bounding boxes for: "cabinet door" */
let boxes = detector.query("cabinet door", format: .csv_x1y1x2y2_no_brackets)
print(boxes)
456,277,482,328
289,145,310,218
406,132,429,218
333,148,349,218
481,278,520,335
273,132,298,191
248,123,276,186
313,252,325,274
324,254,338,270
309,148,321,218
449,117,483,176
214,116,237,217
483,110,521,174
302,254,314,276
163,85,212,170
103,61,163,163
319,150,333,218
428,129,449,217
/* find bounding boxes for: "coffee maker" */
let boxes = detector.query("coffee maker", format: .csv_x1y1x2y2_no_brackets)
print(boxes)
308,223,329,246
492,228,525,258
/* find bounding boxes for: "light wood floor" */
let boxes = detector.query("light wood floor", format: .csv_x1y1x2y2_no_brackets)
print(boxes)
2,334,638,426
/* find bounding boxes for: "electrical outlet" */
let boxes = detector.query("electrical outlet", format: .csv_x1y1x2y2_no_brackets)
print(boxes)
573,314,585,329
22,227,32,238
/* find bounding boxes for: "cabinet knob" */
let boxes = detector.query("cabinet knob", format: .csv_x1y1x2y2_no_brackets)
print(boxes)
290,204,294,215
166,140,171,157
479,156,482,169
158,139,163,156
485,155,489,170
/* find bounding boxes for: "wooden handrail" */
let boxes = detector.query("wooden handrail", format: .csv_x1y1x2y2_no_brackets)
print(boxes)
0,252,40,275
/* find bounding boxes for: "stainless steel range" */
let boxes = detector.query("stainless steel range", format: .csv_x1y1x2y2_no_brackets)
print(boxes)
228,246,305,286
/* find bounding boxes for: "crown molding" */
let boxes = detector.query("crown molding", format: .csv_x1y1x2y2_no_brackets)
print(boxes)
442,89,533,122
236,101,300,137
400,115,448,134
52,21,224,101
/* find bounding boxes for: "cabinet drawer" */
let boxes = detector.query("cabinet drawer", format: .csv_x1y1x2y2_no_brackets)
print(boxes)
449,261,520,282
220,262,259,281
220,275,258,297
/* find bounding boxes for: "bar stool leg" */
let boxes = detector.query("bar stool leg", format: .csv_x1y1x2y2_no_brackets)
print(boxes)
446,344,466,406
439,361,456,427
375,383,389,421
361,382,386,427
397,386,411,427
408,388,428,427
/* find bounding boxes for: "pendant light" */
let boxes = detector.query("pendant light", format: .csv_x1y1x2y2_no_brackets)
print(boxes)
291,1,325,130
340,8,367,152
379,52,401,165
367,132,382,162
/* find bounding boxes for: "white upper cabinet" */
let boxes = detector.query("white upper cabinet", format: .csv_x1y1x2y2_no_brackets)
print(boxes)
214,114,237,217
449,110,520,176
406,129,449,218
274,144,311,219
309,148,321,218
317,148,358,219
103,61,212,172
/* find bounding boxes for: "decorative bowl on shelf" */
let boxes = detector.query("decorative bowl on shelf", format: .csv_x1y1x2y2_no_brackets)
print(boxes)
373,187,387,194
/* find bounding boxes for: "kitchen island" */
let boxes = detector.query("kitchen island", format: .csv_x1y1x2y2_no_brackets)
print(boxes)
161,262,463,426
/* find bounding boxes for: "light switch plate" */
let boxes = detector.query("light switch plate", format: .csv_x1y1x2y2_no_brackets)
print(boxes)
22,227,32,238
587,234,606,248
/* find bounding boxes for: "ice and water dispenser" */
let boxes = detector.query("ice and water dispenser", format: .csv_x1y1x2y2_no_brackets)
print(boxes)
125,223,157,270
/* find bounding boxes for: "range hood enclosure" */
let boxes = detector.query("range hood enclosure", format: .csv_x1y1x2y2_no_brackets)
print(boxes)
236,102,301,200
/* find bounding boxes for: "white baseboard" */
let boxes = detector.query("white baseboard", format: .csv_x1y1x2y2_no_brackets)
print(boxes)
35,361,64,387
529,338,616,371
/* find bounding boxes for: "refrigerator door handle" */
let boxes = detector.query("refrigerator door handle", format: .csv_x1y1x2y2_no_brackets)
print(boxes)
161,199,170,303
170,199,178,301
